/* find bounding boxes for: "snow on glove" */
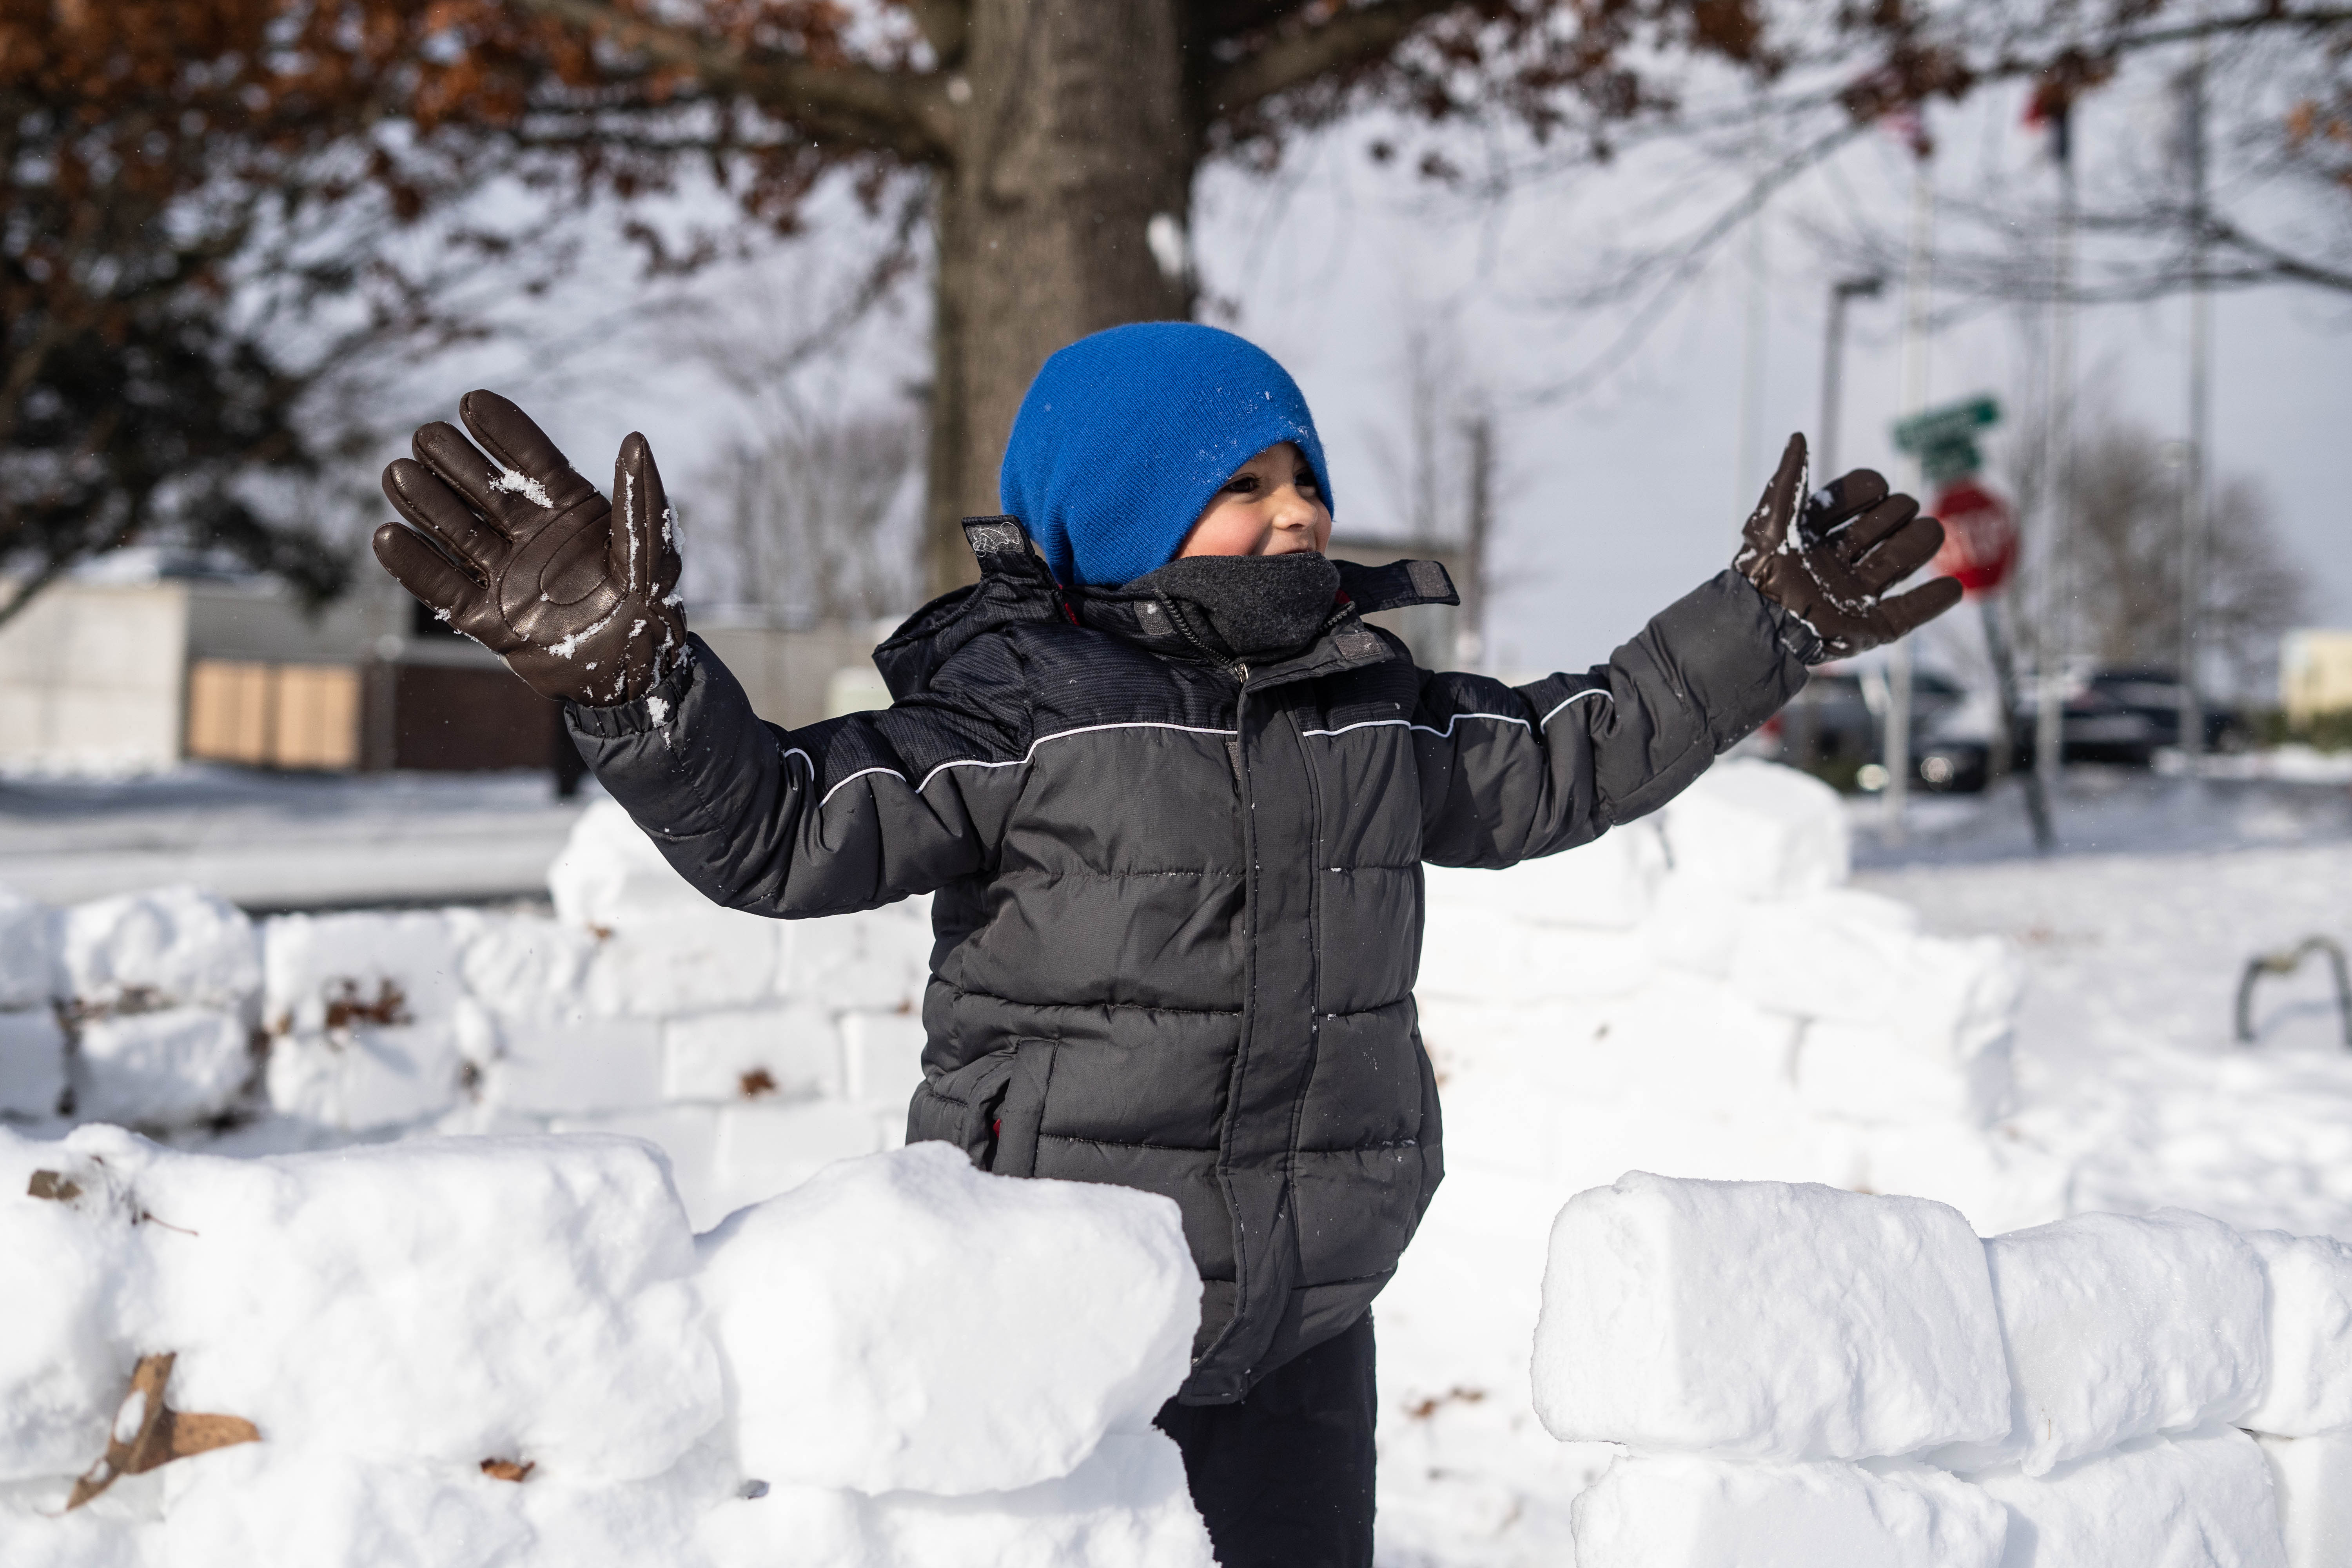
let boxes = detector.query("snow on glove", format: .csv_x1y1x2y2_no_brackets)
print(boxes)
1735,432,1964,661
372,391,686,707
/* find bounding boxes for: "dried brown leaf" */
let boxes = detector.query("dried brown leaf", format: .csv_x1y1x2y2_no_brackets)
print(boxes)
28,1170,81,1202
66,1353,260,1510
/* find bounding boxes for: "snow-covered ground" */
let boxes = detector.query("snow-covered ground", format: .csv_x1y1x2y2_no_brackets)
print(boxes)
1859,772,2352,1241
0,766,587,909
5,759,2351,1564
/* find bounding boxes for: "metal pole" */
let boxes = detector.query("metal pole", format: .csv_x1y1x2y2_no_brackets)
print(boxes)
1983,593,2055,848
1798,276,1882,777
1737,117,1770,520
2036,107,2076,821
1886,152,1935,841
1458,407,1493,673
1819,277,1885,478
2179,34,2212,770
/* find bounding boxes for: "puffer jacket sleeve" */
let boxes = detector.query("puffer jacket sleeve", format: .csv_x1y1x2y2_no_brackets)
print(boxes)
1417,570,1812,868
565,633,1030,917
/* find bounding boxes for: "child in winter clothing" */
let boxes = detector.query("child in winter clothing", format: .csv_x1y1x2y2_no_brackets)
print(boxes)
372,323,1958,1568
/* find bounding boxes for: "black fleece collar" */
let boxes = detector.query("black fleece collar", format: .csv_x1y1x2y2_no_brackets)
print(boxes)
873,515,1461,698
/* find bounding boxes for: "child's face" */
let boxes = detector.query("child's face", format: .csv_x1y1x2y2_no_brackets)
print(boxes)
1176,442,1332,560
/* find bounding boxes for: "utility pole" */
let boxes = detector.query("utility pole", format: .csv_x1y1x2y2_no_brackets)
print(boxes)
2036,101,2077,816
1819,276,1886,476
1457,407,1494,674
1887,148,1935,842
1794,275,1886,778
1736,180,1769,519
2178,34,2212,772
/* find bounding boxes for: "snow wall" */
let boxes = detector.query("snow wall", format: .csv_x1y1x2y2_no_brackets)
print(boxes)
1,1132,1212,1566
0,758,2330,1564
1543,1171,2352,1568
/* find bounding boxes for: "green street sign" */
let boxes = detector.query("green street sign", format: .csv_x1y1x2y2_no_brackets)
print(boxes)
1893,394,2001,485
1892,395,2001,454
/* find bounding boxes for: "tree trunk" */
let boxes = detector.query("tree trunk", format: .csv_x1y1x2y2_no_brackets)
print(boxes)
923,0,1197,596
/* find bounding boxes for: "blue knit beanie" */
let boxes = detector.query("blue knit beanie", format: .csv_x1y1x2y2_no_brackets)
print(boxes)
999,323,1334,588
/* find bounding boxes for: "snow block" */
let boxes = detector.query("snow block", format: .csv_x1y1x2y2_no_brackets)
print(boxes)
0,1127,148,1479
548,799,719,930
709,1098,893,1216
696,1432,1215,1568
860,1432,1215,1568
451,910,596,1018
1798,1019,2014,1127
2243,1230,2352,1438
1570,1453,2007,1568
2259,1433,2352,1568
697,1143,1200,1495
1423,820,1669,931
1641,872,1748,980
548,1105,726,1231
1655,759,1850,903
1532,1172,2009,1460
0,1009,66,1118
70,1006,251,1127
663,1005,842,1104
1977,1425,2287,1568
780,913,929,1013
1415,910,1654,1004
261,910,470,1034
77,1125,720,1481
486,1015,665,1117
1729,892,2024,1066
264,1015,479,1131
841,1008,928,1105
1548,981,1801,1116
153,1445,534,1568
55,886,259,1013
586,915,783,1016
0,887,53,1008
1940,1210,2269,1477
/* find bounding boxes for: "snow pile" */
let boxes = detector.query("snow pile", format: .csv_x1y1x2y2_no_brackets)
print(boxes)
0,1130,1210,1567
1535,1172,2352,1566
1417,759,2043,1240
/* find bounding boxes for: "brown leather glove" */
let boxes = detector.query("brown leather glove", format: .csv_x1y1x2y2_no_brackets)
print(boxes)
372,392,686,707
1735,432,1963,661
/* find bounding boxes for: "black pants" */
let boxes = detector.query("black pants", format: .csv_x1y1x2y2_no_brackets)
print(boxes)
1153,1313,1377,1568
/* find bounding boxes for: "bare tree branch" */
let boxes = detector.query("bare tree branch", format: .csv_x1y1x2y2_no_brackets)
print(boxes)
1201,0,1466,120
515,0,957,163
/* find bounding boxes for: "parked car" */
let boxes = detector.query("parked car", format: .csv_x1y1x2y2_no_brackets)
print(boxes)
1769,670,1990,794
2011,668,2248,768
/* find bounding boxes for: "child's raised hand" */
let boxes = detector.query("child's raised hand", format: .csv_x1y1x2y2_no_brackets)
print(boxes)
1733,432,1964,660
372,392,687,707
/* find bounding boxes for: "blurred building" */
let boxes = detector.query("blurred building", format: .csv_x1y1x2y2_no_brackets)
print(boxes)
2281,630,2352,725
0,563,906,775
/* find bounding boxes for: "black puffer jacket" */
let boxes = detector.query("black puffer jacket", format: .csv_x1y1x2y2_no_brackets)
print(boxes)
568,519,1810,1403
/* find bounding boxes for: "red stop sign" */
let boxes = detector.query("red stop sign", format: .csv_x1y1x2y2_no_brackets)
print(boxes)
1929,477,2018,595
